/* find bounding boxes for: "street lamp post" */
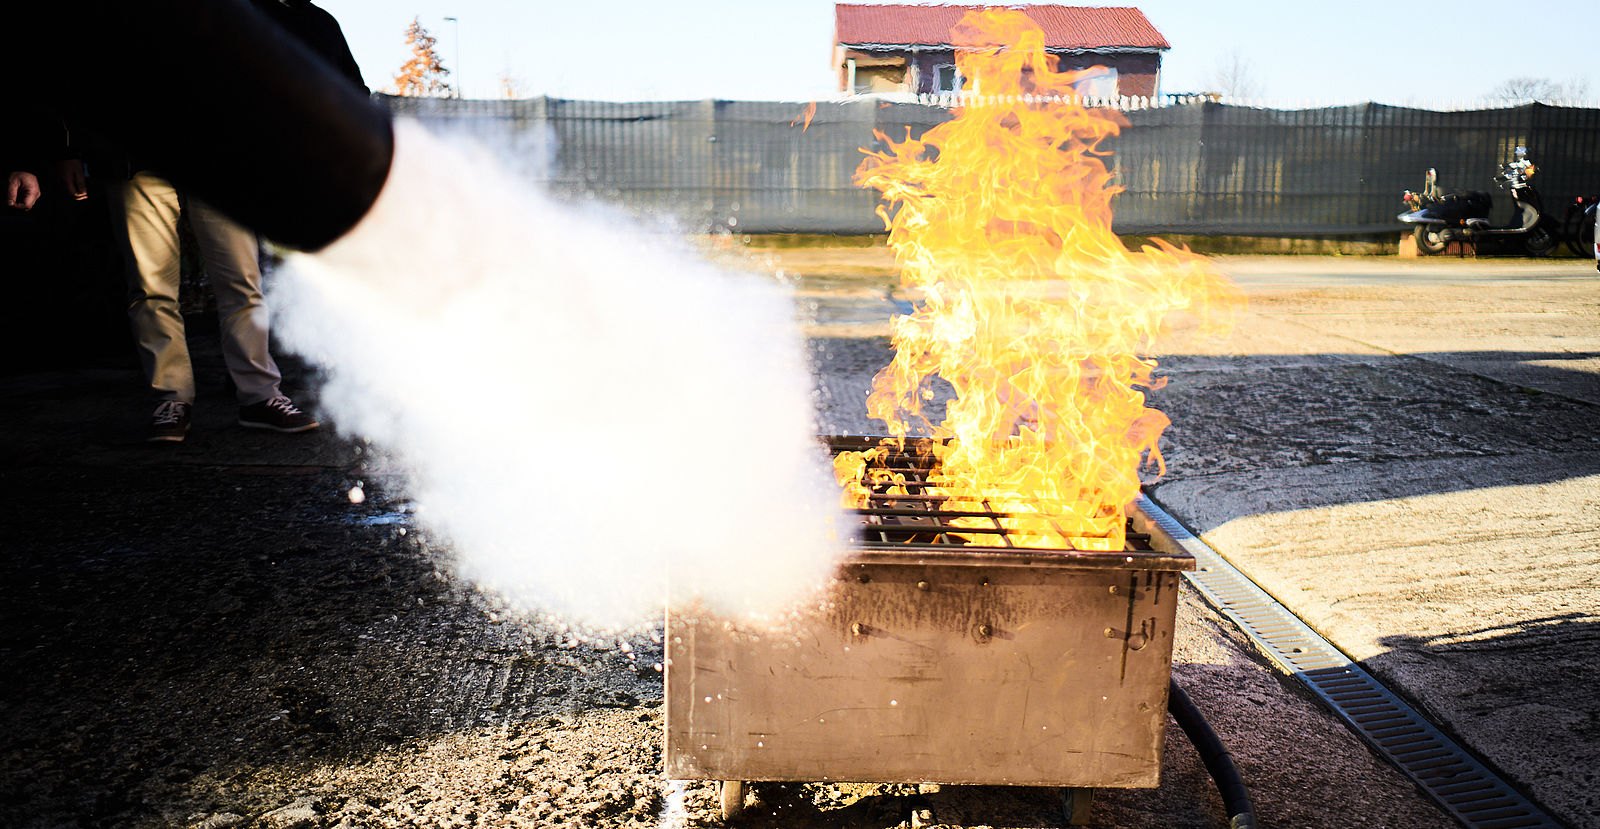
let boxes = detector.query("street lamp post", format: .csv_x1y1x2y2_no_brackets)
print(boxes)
443,16,461,98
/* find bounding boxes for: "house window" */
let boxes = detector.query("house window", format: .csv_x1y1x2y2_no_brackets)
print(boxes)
1074,68,1118,100
934,64,961,93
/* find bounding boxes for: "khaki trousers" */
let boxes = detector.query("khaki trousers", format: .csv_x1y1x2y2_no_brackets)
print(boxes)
113,172,282,405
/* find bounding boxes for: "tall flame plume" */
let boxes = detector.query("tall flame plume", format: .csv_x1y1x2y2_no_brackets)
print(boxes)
838,10,1238,551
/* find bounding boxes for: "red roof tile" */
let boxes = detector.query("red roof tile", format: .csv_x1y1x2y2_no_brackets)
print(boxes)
835,4,1170,51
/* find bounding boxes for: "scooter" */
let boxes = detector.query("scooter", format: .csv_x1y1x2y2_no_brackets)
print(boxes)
1559,193,1597,258
1397,147,1559,256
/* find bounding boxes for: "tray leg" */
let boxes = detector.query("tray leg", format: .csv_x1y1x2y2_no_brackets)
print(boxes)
1059,787,1095,825
719,780,747,822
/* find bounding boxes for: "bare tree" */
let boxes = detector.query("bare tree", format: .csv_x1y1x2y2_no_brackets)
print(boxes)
1489,75,1592,103
1206,50,1263,100
1491,76,1558,102
1551,76,1592,102
392,17,452,97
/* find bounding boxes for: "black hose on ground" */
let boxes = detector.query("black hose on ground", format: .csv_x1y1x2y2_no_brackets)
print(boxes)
1168,677,1257,829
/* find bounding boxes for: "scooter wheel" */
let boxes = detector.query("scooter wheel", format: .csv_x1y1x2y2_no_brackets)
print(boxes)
1523,225,1558,257
1414,224,1448,255
1572,214,1596,259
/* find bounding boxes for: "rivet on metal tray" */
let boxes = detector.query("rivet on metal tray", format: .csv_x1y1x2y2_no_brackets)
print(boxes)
977,624,993,638
857,572,872,584
1109,585,1120,595
1127,632,1150,651
1104,627,1117,638
851,622,867,636
916,580,931,592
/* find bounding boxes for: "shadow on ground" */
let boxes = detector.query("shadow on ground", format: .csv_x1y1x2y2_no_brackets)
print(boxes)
1367,615,1600,825
0,462,661,827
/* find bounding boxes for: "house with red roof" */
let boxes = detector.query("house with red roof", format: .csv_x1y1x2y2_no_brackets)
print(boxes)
834,4,1169,98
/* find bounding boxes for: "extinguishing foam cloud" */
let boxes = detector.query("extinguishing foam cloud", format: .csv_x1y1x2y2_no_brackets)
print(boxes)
271,119,844,629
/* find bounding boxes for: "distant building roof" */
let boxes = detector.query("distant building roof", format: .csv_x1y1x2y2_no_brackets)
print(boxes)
835,4,1170,52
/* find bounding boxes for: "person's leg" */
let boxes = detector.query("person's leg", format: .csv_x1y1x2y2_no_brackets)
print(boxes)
115,172,194,404
188,196,317,433
186,196,283,405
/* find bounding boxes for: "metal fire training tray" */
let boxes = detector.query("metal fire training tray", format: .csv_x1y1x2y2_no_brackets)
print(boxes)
664,436,1194,791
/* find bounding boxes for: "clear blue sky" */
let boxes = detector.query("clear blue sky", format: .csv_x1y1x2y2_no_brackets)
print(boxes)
318,0,1596,105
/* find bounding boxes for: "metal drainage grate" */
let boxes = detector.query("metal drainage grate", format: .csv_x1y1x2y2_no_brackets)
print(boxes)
1134,495,1564,829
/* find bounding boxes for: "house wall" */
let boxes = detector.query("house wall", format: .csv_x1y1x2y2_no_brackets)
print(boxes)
854,48,1161,98
856,66,907,94
909,51,948,93
1055,52,1160,98
838,48,913,93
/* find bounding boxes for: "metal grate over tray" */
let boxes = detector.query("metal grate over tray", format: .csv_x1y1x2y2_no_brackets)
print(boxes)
827,435,1192,572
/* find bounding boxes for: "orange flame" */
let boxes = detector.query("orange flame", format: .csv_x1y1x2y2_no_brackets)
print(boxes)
841,9,1238,551
792,101,818,132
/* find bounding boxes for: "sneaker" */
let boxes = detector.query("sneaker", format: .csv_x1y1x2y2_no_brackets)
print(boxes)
238,394,320,433
147,400,191,443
